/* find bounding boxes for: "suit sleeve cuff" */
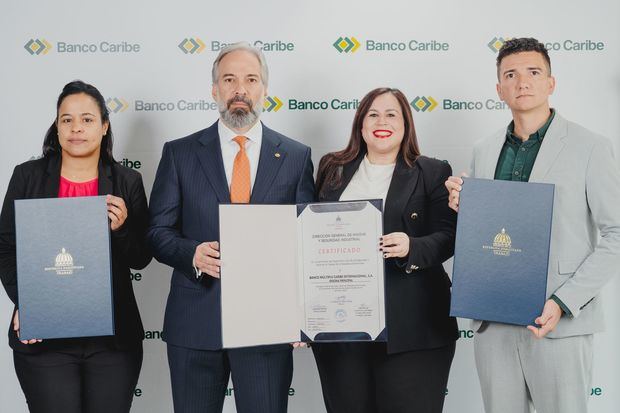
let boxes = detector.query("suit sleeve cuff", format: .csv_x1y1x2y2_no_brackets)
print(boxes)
394,257,407,269
111,224,129,238
550,294,572,318
192,257,202,280
404,237,420,274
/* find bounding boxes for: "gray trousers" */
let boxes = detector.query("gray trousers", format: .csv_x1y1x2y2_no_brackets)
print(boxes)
474,322,593,413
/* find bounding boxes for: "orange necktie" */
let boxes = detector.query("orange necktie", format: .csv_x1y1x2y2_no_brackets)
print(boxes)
230,136,250,203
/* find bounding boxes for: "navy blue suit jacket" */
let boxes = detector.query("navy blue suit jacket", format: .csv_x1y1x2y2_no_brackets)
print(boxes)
148,121,315,350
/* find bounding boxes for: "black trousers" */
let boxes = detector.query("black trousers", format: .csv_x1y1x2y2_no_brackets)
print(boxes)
167,343,293,413
312,341,456,413
13,339,142,413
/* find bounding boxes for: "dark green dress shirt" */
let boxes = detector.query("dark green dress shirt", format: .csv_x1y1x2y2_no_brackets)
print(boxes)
494,110,555,181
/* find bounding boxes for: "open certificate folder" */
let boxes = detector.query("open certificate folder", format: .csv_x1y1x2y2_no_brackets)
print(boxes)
15,196,114,340
219,200,386,348
450,178,554,326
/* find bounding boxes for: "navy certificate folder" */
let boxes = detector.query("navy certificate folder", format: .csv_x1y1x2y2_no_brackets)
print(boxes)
15,196,114,340
450,178,554,326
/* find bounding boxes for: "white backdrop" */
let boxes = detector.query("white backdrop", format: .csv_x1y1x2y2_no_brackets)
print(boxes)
1,1,619,411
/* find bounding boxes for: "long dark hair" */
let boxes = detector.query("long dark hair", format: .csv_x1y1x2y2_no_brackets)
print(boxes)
316,87,421,196
42,80,115,163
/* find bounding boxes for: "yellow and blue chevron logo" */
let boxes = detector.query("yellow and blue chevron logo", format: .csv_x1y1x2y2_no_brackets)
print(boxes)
24,38,52,55
487,37,510,53
264,96,283,112
411,96,438,112
106,97,129,114
333,36,360,53
178,38,206,54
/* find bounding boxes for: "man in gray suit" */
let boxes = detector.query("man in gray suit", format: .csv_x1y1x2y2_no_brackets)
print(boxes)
445,37,620,413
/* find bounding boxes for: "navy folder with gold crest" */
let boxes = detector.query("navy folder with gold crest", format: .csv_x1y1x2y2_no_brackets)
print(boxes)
15,196,114,340
450,178,554,326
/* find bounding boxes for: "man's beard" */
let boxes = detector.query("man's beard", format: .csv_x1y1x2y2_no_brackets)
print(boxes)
218,95,262,130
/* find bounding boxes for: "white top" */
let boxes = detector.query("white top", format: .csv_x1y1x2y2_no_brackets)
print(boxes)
339,155,396,204
218,120,263,191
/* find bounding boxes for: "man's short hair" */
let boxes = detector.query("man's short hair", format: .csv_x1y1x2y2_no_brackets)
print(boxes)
211,42,269,87
496,38,551,78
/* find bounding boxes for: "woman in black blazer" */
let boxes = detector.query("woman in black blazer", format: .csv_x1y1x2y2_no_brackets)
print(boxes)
0,81,151,413
312,87,458,413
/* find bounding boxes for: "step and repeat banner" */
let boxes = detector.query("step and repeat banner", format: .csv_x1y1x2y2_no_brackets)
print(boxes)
1,1,618,412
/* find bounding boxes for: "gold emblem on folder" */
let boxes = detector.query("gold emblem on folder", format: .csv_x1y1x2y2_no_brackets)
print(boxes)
44,248,85,275
483,228,522,256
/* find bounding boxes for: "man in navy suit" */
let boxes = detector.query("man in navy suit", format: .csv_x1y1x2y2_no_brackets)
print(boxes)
148,42,315,413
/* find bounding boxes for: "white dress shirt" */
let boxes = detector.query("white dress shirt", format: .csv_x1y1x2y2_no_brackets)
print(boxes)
194,120,264,277
218,120,263,191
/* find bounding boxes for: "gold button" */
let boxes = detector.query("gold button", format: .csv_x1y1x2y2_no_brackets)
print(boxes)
410,212,418,220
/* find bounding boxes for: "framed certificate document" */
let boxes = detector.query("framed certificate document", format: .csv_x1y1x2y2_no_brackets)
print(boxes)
450,178,554,326
15,196,114,340
219,200,386,348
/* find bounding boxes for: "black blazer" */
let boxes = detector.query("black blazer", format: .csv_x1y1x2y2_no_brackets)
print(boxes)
318,153,458,354
0,155,152,352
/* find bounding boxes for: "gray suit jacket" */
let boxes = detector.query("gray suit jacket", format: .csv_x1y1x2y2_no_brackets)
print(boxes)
470,112,620,338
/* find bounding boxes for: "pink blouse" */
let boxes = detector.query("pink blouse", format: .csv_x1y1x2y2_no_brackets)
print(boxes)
58,176,99,198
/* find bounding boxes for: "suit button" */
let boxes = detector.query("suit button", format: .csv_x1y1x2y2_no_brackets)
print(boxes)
410,212,418,220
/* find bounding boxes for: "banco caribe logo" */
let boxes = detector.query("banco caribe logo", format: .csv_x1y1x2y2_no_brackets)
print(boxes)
333,36,360,53
487,36,511,53
106,97,129,114
264,96,283,112
178,37,206,54
24,38,52,55
410,96,438,112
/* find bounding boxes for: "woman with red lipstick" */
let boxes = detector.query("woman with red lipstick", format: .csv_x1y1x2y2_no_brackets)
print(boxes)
0,80,151,413
312,87,458,413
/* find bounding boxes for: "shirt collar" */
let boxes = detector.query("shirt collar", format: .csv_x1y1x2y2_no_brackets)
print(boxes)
506,108,555,144
218,119,263,146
